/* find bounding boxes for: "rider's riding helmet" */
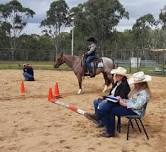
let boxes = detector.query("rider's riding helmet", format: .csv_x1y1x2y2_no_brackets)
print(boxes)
87,37,97,44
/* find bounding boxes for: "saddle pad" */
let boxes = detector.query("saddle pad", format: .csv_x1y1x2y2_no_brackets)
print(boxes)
97,62,103,68
105,95,118,103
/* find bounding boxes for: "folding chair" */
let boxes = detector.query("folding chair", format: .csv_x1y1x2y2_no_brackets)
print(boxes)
117,103,149,140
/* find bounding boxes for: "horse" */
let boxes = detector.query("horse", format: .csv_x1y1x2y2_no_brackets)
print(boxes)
54,52,114,94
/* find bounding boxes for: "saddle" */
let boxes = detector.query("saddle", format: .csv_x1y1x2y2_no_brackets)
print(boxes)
81,55,103,77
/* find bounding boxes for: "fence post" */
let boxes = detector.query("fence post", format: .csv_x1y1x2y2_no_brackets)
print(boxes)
162,51,165,75
129,57,131,73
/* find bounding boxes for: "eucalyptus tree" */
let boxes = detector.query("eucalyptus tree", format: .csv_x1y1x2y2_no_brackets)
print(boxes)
69,4,88,53
0,0,35,60
158,5,166,49
0,0,35,49
41,0,70,58
70,0,129,56
132,14,156,51
0,24,9,48
159,5,166,30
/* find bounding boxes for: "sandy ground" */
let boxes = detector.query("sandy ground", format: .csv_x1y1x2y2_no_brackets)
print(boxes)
0,70,166,152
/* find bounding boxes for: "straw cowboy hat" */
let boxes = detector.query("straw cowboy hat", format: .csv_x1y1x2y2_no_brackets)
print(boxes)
111,67,128,77
128,71,152,84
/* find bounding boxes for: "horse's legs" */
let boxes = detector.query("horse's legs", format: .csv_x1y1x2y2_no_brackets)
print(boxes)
77,75,83,94
102,72,111,92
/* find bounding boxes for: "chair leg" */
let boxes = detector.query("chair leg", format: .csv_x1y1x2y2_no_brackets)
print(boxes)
135,119,142,133
138,118,149,140
130,119,134,129
117,116,121,133
127,119,131,140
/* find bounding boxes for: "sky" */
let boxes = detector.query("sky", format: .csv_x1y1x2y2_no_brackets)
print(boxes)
0,0,166,35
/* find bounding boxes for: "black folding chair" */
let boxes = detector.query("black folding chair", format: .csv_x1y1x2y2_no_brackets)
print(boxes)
117,103,149,140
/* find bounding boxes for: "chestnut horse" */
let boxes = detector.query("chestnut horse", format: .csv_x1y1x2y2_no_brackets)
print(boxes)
54,53,114,94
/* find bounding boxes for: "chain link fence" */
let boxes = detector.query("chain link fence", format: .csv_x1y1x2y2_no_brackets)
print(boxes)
0,48,165,75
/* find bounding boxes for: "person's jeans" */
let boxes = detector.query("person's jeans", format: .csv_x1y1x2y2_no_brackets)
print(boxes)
86,55,96,74
93,99,119,126
23,72,34,81
103,106,137,135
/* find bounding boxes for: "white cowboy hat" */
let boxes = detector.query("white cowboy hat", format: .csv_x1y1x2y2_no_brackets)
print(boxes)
111,67,128,77
128,71,152,84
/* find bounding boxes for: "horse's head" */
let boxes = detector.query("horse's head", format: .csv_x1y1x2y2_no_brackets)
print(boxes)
54,52,65,68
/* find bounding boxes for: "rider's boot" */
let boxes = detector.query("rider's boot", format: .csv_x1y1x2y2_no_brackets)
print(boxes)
88,65,95,78
89,70,95,78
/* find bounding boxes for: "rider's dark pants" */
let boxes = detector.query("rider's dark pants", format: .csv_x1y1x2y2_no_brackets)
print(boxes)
86,55,96,74
93,99,119,126
104,106,137,135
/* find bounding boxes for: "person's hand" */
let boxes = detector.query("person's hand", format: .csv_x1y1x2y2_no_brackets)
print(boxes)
116,96,121,101
119,98,123,105
119,99,127,107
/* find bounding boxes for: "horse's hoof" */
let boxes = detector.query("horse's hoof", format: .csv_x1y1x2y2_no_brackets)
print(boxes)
77,89,82,95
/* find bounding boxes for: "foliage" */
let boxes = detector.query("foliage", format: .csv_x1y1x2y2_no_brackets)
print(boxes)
132,14,157,49
0,0,35,49
0,0,166,63
70,0,129,55
159,5,166,30
41,0,70,57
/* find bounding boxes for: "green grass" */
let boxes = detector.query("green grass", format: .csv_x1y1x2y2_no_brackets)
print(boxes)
0,61,165,75
126,67,166,75
0,61,71,70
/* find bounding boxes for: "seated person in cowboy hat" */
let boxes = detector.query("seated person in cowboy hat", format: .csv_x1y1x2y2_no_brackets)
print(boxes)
23,63,35,81
85,37,97,77
101,71,151,137
85,67,130,127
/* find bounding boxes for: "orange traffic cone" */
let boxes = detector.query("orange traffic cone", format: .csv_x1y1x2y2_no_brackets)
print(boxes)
20,81,25,96
48,87,53,102
54,82,60,98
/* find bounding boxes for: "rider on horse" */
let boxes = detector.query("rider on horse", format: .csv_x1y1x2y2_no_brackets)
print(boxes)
85,37,97,77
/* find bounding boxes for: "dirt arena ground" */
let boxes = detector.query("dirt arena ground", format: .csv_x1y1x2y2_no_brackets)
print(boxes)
0,70,166,152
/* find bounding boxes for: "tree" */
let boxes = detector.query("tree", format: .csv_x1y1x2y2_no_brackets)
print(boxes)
0,24,9,48
0,0,35,48
59,32,71,53
159,5,166,30
69,4,89,53
41,0,70,58
132,14,156,49
70,0,129,56
0,0,35,60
